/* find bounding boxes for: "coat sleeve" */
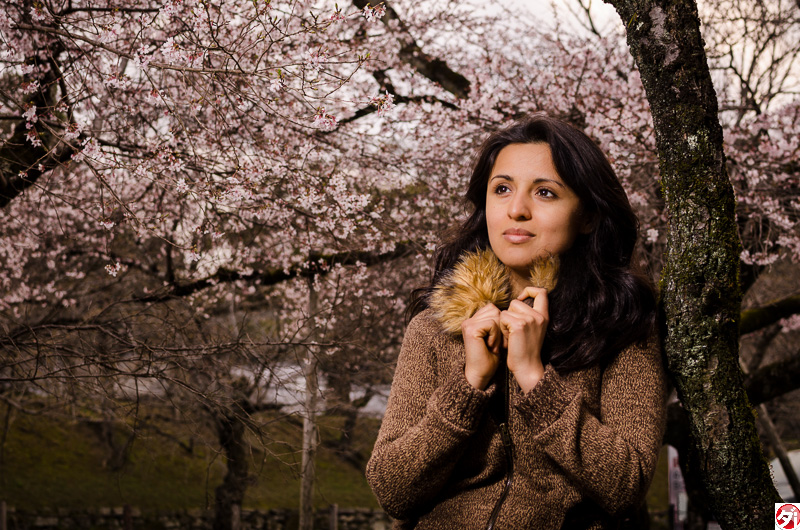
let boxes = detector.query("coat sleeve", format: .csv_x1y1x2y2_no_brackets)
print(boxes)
365,313,495,520
512,339,668,515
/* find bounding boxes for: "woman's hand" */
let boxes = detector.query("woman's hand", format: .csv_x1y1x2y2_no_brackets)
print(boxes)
461,303,503,390
500,286,548,393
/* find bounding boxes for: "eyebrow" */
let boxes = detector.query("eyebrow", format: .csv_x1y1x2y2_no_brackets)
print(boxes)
490,174,567,189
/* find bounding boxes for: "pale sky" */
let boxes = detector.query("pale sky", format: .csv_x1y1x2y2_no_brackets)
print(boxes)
507,0,622,37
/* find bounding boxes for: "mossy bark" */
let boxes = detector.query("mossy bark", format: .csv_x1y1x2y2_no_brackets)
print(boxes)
604,0,780,527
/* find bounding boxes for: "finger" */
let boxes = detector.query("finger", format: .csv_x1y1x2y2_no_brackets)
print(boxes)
531,289,548,318
516,286,547,303
473,303,500,317
486,323,500,353
500,309,529,334
516,287,549,317
463,309,499,332
498,319,510,349
507,299,537,316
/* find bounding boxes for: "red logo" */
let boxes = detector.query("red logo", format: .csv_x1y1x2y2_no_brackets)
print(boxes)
777,504,800,529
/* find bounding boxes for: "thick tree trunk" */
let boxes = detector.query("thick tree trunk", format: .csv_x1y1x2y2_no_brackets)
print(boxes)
604,0,781,527
213,410,249,530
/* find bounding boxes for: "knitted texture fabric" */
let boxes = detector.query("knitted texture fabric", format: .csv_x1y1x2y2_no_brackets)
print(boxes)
366,252,667,530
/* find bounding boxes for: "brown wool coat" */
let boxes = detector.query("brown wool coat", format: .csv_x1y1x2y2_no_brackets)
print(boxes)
366,252,668,530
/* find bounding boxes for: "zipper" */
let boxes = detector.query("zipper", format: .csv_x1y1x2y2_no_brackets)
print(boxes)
485,364,515,530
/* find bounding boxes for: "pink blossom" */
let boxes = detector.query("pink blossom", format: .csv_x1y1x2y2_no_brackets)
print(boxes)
30,6,47,22
780,314,800,332
168,157,185,172
22,104,37,124
147,89,163,105
98,23,121,44
176,178,189,193
1,0,798,423
369,91,395,117
105,262,123,277
363,3,386,22
72,138,99,162
160,37,183,64
159,0,181,19
104,73,130,89
26,129,42,147
306,48,328,73
269,77,284,93
63,123,80,141
134,45,152,69
81,138,100,159
22,79,39,94
313,108,338,131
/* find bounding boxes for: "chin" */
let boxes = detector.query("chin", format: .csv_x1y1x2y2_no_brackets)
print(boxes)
495,251,540,271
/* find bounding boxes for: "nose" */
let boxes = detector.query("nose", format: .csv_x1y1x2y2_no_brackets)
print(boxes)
508,192,531,220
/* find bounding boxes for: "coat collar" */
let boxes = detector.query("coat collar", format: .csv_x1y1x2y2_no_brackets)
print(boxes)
429,248,558,335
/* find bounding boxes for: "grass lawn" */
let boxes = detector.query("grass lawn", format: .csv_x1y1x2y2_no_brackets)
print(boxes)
0,402,667,520
0,403,380,512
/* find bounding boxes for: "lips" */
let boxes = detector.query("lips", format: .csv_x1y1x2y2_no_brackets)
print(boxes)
503,228,533,244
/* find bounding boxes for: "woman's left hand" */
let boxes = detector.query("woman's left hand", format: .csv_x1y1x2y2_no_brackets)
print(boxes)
499,286,548,393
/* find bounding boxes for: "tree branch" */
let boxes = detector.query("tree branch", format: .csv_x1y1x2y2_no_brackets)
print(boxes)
0,47,78,209
338,93,458,125
744,352,800,405
0,133,76,209
56,6,160,16
13,24,273,77
740,294,800,335
351,0,470,98
131,243,414,303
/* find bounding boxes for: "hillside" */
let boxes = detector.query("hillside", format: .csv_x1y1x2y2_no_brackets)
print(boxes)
0,403,380,512
0,402,668,525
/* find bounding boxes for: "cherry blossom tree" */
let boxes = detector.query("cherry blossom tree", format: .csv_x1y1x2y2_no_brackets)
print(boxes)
1,0,421,525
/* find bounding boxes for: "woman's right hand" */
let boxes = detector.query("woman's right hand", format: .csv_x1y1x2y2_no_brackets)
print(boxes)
461,303,503,390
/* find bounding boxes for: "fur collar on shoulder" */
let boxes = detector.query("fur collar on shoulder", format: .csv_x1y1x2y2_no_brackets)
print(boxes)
429,248,558,335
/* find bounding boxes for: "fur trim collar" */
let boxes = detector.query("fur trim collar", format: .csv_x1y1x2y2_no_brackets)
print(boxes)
429,249,558,335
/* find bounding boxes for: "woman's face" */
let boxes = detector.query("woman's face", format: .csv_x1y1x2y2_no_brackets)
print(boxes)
485,142,590,276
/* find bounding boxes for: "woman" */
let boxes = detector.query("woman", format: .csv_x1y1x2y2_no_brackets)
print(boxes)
366,114,667,530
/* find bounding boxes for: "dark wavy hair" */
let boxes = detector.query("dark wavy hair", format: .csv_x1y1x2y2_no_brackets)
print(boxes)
408,113,656,372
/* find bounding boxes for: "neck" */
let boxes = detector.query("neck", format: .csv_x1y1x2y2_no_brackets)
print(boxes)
507,267,532,298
